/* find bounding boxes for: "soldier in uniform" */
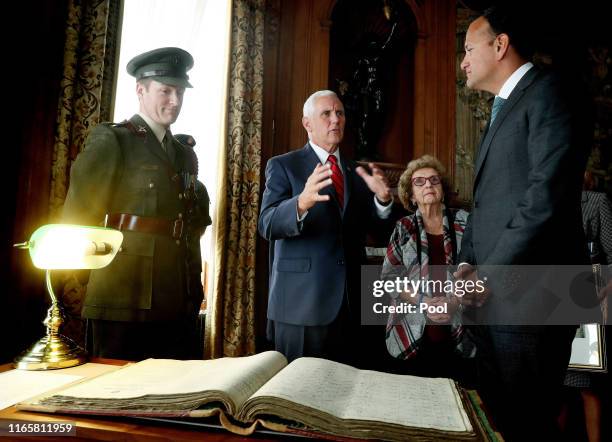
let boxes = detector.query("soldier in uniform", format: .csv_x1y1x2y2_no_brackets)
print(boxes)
62,47,211,360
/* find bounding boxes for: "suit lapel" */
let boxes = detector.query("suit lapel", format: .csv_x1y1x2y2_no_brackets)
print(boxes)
340,152,353,213
472,68,540,187
301,143,322,175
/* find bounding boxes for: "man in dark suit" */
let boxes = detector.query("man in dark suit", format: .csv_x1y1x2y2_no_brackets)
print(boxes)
258,90,394,365
456,6,589,440
62,47,211,360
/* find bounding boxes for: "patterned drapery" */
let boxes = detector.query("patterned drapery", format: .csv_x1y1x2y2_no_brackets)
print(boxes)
205,0,264,358
50,0,121,344
49,0,120,220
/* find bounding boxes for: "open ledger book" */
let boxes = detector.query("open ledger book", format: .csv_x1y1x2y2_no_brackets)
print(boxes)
17,351,492,441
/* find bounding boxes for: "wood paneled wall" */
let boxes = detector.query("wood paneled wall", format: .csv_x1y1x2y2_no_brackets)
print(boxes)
262,0,456,169
412,0,457,177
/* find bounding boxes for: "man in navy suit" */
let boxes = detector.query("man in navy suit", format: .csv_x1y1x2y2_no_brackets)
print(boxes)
259,90,394,365
456,6,590,440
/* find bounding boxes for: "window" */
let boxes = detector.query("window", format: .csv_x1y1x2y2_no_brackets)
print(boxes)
113,0,231,308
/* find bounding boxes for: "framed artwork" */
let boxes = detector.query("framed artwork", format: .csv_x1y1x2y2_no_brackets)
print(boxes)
568,324,607,372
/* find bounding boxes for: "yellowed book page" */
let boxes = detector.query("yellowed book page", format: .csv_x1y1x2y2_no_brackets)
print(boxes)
249,358,473,433
38,352,286,410
1,363,115,411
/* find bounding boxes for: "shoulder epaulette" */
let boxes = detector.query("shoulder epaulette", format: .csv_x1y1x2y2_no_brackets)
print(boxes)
108,120,147,137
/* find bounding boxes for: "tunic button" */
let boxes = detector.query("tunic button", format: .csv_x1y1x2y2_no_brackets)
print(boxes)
178,193,183,199
149,182,155,189
176,240,181,245
178,213,183,218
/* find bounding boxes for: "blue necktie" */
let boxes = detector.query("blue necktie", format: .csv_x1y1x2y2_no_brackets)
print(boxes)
490,96,506,125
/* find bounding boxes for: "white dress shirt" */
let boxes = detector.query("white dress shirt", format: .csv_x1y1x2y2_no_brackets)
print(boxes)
497,62,534,99
138,112,168,144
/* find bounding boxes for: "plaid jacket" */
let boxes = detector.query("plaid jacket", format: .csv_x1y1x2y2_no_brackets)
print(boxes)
381,206,469,360
582,191,612,264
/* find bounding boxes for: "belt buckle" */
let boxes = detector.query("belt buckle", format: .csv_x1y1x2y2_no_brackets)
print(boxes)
173,218,184,239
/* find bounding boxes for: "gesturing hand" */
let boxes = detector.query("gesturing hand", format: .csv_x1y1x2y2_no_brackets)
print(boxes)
297,163,333,216
356,163,391,203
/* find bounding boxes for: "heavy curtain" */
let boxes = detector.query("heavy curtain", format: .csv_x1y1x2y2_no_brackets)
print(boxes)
205,0,264,358
50,0,121,344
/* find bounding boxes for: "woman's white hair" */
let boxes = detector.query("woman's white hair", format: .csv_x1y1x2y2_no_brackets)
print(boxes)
303,90,338,118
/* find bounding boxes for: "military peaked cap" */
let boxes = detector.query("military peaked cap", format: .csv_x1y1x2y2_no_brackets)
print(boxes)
127,47,194,88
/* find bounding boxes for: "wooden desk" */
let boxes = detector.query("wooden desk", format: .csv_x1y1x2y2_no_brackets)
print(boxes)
0,360,284,442
0,360,499,442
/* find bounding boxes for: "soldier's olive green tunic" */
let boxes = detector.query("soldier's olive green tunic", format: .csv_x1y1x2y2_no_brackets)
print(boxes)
62,114,211,323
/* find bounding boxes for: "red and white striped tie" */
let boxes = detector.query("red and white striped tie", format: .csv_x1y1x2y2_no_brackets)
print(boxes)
327,154,344,208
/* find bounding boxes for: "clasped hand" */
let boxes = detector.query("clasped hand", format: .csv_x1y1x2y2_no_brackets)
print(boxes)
452,264,491,307
399,290,457,324
423,296,458,324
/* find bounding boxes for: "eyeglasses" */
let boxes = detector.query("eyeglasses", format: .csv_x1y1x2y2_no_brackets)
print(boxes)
411,175,441,186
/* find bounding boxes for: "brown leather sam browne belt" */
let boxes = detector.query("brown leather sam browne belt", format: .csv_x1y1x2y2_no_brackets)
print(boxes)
105,213,184,239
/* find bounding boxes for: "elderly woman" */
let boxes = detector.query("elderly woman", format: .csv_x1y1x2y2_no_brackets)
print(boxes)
381,155,474,381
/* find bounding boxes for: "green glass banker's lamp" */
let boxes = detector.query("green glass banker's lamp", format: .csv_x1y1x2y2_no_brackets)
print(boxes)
13,224,123,370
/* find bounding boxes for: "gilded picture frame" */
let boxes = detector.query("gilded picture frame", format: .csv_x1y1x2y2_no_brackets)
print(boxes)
568,324,607,372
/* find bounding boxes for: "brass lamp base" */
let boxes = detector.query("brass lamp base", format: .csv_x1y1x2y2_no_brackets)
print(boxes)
12,226,123,370
14,288,87,370
14,333,87,370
